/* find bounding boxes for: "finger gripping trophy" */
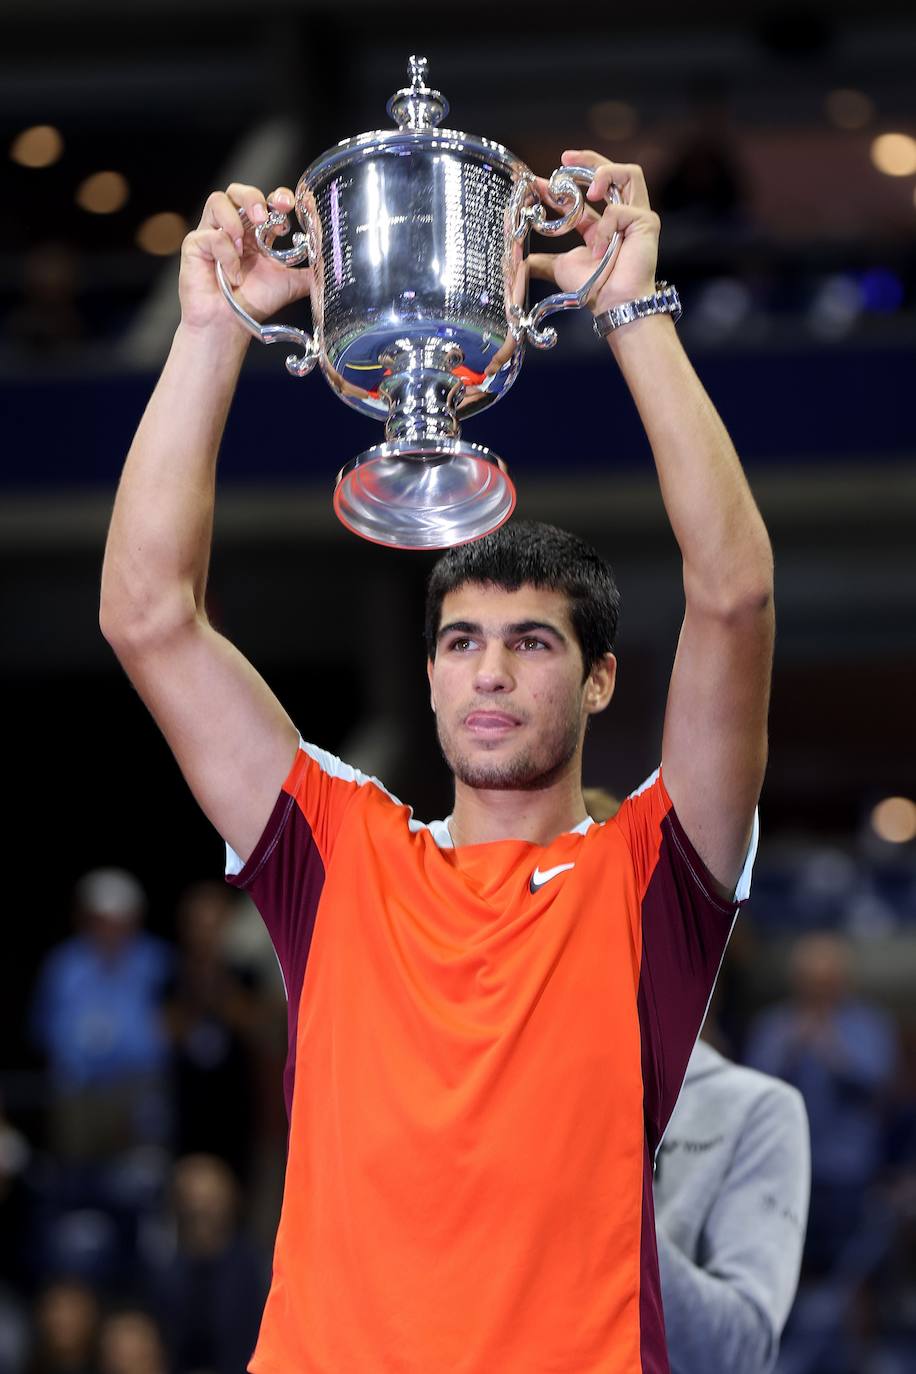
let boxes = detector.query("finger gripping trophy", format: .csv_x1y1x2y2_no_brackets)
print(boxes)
217,56,620,549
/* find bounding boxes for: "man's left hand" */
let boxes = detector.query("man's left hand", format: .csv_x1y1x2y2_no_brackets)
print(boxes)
528,150,661,313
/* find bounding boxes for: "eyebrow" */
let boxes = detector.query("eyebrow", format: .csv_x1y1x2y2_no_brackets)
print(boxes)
437,619,569,643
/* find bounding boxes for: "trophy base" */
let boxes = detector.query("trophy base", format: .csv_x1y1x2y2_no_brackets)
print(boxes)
333,439,516,550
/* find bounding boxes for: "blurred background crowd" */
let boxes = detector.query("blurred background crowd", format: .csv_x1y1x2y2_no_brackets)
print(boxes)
2,1,915,1371
0,870,286,1374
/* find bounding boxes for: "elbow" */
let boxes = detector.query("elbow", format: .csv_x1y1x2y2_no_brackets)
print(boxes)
731,1319,779,1374
690,1302,776,1374
667,1305,778,1374
99,585,198,659
685,574,774,626
715,1287,780,1374
737,528,776,615
98,589,129,650
743,537,775,613
685,521,774,623
733,580,775,623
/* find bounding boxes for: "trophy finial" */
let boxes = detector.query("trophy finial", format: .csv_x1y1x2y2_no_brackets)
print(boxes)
387,54,450,130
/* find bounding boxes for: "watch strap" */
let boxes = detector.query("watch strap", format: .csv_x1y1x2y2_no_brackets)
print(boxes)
593,281,682,339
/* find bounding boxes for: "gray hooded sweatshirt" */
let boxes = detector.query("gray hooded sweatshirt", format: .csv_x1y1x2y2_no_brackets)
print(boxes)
653,1040,811,1374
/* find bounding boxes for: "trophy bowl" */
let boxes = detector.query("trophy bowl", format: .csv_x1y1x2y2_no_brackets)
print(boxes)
216,56,620,549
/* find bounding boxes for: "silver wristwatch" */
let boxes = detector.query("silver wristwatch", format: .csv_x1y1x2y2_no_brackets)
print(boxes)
593,281,682,339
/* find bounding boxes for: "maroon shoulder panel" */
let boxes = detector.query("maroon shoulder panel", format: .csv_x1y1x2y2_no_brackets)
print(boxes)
637,806,739,1156
227,790,326,1119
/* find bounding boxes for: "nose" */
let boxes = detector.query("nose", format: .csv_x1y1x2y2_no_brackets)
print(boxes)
473,641,515,693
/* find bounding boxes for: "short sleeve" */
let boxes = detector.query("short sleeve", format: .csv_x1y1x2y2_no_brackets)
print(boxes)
222,738,398,1117
225,737,395,880
613,768,758,1153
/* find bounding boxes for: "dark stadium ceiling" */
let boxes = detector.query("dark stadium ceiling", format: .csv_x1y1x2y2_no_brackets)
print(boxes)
3,0,916,363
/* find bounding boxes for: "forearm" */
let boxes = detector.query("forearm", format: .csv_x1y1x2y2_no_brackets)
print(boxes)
607,317,772,613
101,321,249,643
656,1229,776,1374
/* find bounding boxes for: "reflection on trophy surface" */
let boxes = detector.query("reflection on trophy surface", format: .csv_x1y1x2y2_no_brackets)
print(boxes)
217,55,621,549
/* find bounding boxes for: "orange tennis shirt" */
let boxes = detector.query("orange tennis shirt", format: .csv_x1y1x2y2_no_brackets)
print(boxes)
226,740,756,1373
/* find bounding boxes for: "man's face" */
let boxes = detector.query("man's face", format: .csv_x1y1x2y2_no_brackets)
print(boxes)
427,582,615,791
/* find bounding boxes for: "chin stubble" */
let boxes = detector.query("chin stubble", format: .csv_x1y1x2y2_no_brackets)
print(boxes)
436,714,581,792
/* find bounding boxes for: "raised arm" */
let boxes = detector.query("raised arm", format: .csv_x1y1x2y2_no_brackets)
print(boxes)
100,184,311,863
531,151,773,892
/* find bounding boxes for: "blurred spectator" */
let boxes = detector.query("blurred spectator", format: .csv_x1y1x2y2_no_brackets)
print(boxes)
886,1024,916,1183
0,1098,31,1373
0,1096,31,1283
221,893,286,1002
0,1289,28,1374
30,869,172,1163
582,786,619,822
745,932,897,1273
218,893,290,1252
4,245,84,362
28,871,173,1288
851,1023,916,1368
146,1154,268,1374
861,1173,916,1372
165,882,262,1183
97,1310,166,1374
655,1035,810,1373
25,1280,99,1374
656,81,748,229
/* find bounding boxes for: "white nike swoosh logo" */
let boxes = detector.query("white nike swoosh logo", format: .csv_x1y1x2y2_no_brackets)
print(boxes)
529,862,576,893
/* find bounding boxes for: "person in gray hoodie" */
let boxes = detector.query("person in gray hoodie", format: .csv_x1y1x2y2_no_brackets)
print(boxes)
653,1037,811,1374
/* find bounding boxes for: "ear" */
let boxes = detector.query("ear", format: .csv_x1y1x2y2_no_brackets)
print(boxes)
426,656,436,713
584,653,617,715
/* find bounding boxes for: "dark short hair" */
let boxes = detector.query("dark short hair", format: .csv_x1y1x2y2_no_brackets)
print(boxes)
424,520,620,673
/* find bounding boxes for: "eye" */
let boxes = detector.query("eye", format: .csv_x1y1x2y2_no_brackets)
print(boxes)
447,636,476,652
517,636,548,651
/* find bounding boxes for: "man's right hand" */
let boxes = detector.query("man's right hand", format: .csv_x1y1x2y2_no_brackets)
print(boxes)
179,183,314,335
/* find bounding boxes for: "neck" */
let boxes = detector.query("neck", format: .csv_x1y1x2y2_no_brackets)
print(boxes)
448,764,590,847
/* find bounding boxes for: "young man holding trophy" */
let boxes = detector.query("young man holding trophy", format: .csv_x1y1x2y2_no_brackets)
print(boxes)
101,130,774,1373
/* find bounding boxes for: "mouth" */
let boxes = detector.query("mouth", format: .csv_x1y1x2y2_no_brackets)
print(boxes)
463,710,522,737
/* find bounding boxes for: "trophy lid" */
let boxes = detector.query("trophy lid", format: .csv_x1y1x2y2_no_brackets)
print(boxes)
300,55,527,189
386,56,449,130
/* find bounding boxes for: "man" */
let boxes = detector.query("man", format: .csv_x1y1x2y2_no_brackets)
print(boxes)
146,1153,269,1374
31,868,172,1163
100,150,774,1372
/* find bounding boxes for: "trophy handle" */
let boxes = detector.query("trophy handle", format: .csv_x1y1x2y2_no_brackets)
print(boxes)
214,208,319,378
512,165,622,349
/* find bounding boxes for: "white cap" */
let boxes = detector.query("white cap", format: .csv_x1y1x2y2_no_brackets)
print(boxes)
74,868,146,922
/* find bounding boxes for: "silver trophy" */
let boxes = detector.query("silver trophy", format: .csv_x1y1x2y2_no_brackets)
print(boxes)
217,56,620,549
